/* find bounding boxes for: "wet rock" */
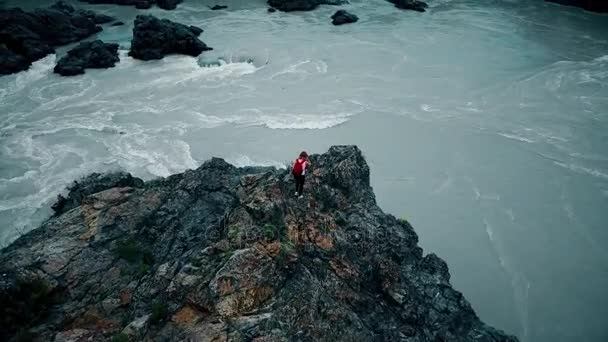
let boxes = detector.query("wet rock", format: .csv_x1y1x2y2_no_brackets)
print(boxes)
50,1,116,24
0,2,105,75
331,10,358,25
112,21,125,26
157,0,183,10
267,0,347,12
210,5,228,10
545,0,608,12
388,0,428,12
129,15,212,60
135,1,152,9
0,146,518,342
268,7,277,12
79,0,183,10
53,40,120,76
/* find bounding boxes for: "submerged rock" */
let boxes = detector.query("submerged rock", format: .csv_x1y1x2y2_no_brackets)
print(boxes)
0,146,518,342
0,2,105,75
545,0,608,12
388,0,428,12
210,5,228,10
54,40,120,76
267,0,347,12
331,10,358,25
128,15,212,60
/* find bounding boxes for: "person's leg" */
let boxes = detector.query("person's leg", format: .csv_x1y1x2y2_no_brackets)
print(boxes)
294,174,299,195
299,176,306,195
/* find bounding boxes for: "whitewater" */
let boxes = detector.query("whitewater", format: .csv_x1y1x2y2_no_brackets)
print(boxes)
1,0,607,341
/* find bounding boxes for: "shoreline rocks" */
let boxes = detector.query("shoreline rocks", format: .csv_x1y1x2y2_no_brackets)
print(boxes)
0,2,108,75
129,15,212,60
79,0,183,10
331,10,358,25
545,0,608,12
53,40,120,76
0,146,518,342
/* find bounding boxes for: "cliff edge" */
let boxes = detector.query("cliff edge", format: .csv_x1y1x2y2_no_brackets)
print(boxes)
0,146,517,342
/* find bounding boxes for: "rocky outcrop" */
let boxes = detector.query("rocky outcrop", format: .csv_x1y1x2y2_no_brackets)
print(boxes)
50,1,116,24
0,2,109,75
0,146,518,342
129,15,212,61
210,5,229,10
545,0,608,12
79,0,183,10
54,40,120,76
388,0,429,12
267,0,347,12
331,10,358,25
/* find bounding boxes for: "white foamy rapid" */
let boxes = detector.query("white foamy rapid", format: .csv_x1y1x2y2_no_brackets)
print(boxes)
1,1,607,341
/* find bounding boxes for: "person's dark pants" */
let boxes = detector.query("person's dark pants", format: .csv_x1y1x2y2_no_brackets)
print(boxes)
294,174,305,195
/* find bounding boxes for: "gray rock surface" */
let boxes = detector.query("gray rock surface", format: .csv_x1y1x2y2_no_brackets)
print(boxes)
0,146,518,342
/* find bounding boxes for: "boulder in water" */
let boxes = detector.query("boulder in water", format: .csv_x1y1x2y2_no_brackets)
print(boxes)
0,2,104,76
111,21,125,26
129,15,212,60
545,0,608,12
157,0,183,10
267,0,347,12
135,1,152,9
53,40,120,76
331,10,358,25
387,0,428,12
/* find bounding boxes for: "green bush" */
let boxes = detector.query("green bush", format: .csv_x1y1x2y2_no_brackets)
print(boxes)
111,332,130,342
114,239,154,266
13,329,35,342
115,239,140,263
150,302,167,324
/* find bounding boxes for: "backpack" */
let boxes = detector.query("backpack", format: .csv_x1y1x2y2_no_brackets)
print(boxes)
292,159,304,176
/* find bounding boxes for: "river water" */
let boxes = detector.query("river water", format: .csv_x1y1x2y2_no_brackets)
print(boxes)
1,0,607,340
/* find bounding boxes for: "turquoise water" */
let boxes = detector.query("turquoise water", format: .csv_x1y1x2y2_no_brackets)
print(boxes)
1,0,607,340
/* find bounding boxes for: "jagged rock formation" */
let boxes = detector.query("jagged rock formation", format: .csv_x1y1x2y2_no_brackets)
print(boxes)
331,10,359,25
0,146,518,342
0,2,111,75
388,0,428,12
54,40,120,76
79,0,183,10
128,15,212,61
545,0,608,12
267,0,347,12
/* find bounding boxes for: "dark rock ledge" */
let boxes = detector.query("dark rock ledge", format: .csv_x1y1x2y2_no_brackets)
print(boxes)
0,146,518,342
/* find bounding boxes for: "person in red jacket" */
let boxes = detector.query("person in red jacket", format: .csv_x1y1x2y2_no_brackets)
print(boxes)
292,151,310,198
